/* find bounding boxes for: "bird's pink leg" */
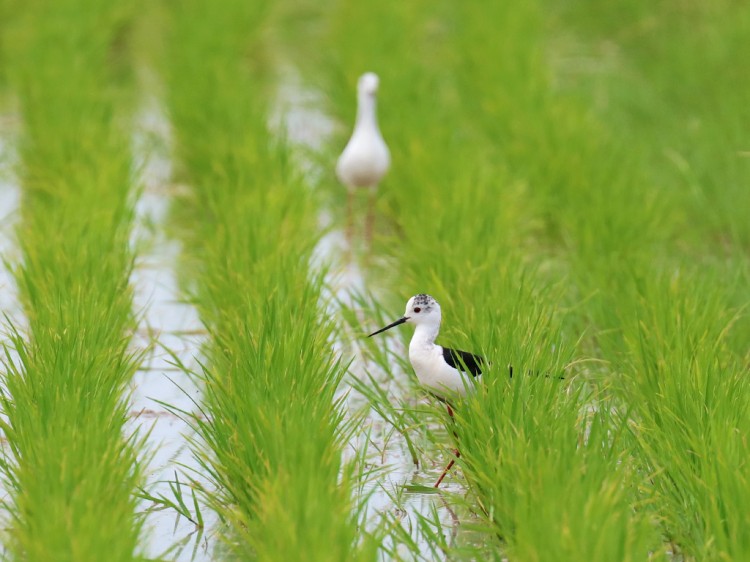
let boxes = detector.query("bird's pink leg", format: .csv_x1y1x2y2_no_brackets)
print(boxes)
365,187,376,247
434,400,459,487
346,189,354,247
434,448,460,488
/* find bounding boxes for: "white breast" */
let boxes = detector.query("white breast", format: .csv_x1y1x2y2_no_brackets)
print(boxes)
408,343,471,397
336,131,390,188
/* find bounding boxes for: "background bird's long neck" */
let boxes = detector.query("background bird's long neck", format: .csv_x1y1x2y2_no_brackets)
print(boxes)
355,93,378,131
411,321,440,347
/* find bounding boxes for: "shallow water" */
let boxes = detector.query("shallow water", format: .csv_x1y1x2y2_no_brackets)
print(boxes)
0,114,22,325
130,99,215,561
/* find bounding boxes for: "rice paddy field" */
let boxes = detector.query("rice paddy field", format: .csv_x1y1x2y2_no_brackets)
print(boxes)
0,0,748,560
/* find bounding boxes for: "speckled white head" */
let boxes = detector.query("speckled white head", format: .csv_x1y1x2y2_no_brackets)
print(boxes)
368,293,442,337
358,72,380,97
404,294,442,327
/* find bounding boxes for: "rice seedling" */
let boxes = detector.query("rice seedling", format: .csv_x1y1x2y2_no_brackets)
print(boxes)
611,269,750,559
154,0,376,558
559,0,750,250
0,0,145,560
549,3,750,558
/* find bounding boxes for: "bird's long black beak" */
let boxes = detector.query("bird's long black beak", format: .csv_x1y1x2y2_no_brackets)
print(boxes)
368,316,407,337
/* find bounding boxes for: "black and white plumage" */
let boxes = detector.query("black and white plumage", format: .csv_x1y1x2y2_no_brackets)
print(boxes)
368,295,560,488
368,294,485,399
442,347,484,377
368,294,488,488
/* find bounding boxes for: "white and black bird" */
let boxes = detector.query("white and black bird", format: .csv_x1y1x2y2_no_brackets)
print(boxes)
368,294,484,398
368,294,484,487
336,72,390,244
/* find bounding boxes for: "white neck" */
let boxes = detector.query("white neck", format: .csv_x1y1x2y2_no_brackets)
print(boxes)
410,322,440,349
355,92,379,132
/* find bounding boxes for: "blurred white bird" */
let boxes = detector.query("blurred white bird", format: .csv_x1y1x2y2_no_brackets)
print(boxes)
336,72,390,245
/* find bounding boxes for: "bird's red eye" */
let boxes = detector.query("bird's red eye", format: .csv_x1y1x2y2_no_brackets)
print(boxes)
414,307,421,313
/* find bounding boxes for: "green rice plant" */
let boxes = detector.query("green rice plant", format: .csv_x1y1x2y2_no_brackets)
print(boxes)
0,0,144,560
614,268,750,560
557,0,750,250
458,391,659,562
156,0,376,558
533,3,750,556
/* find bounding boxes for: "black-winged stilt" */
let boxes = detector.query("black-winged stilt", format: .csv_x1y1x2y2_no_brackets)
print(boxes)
368,294,484,487
336,72,390,244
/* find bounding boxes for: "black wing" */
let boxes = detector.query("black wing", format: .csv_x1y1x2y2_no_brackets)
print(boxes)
442,347,484,377
508,364,564,380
